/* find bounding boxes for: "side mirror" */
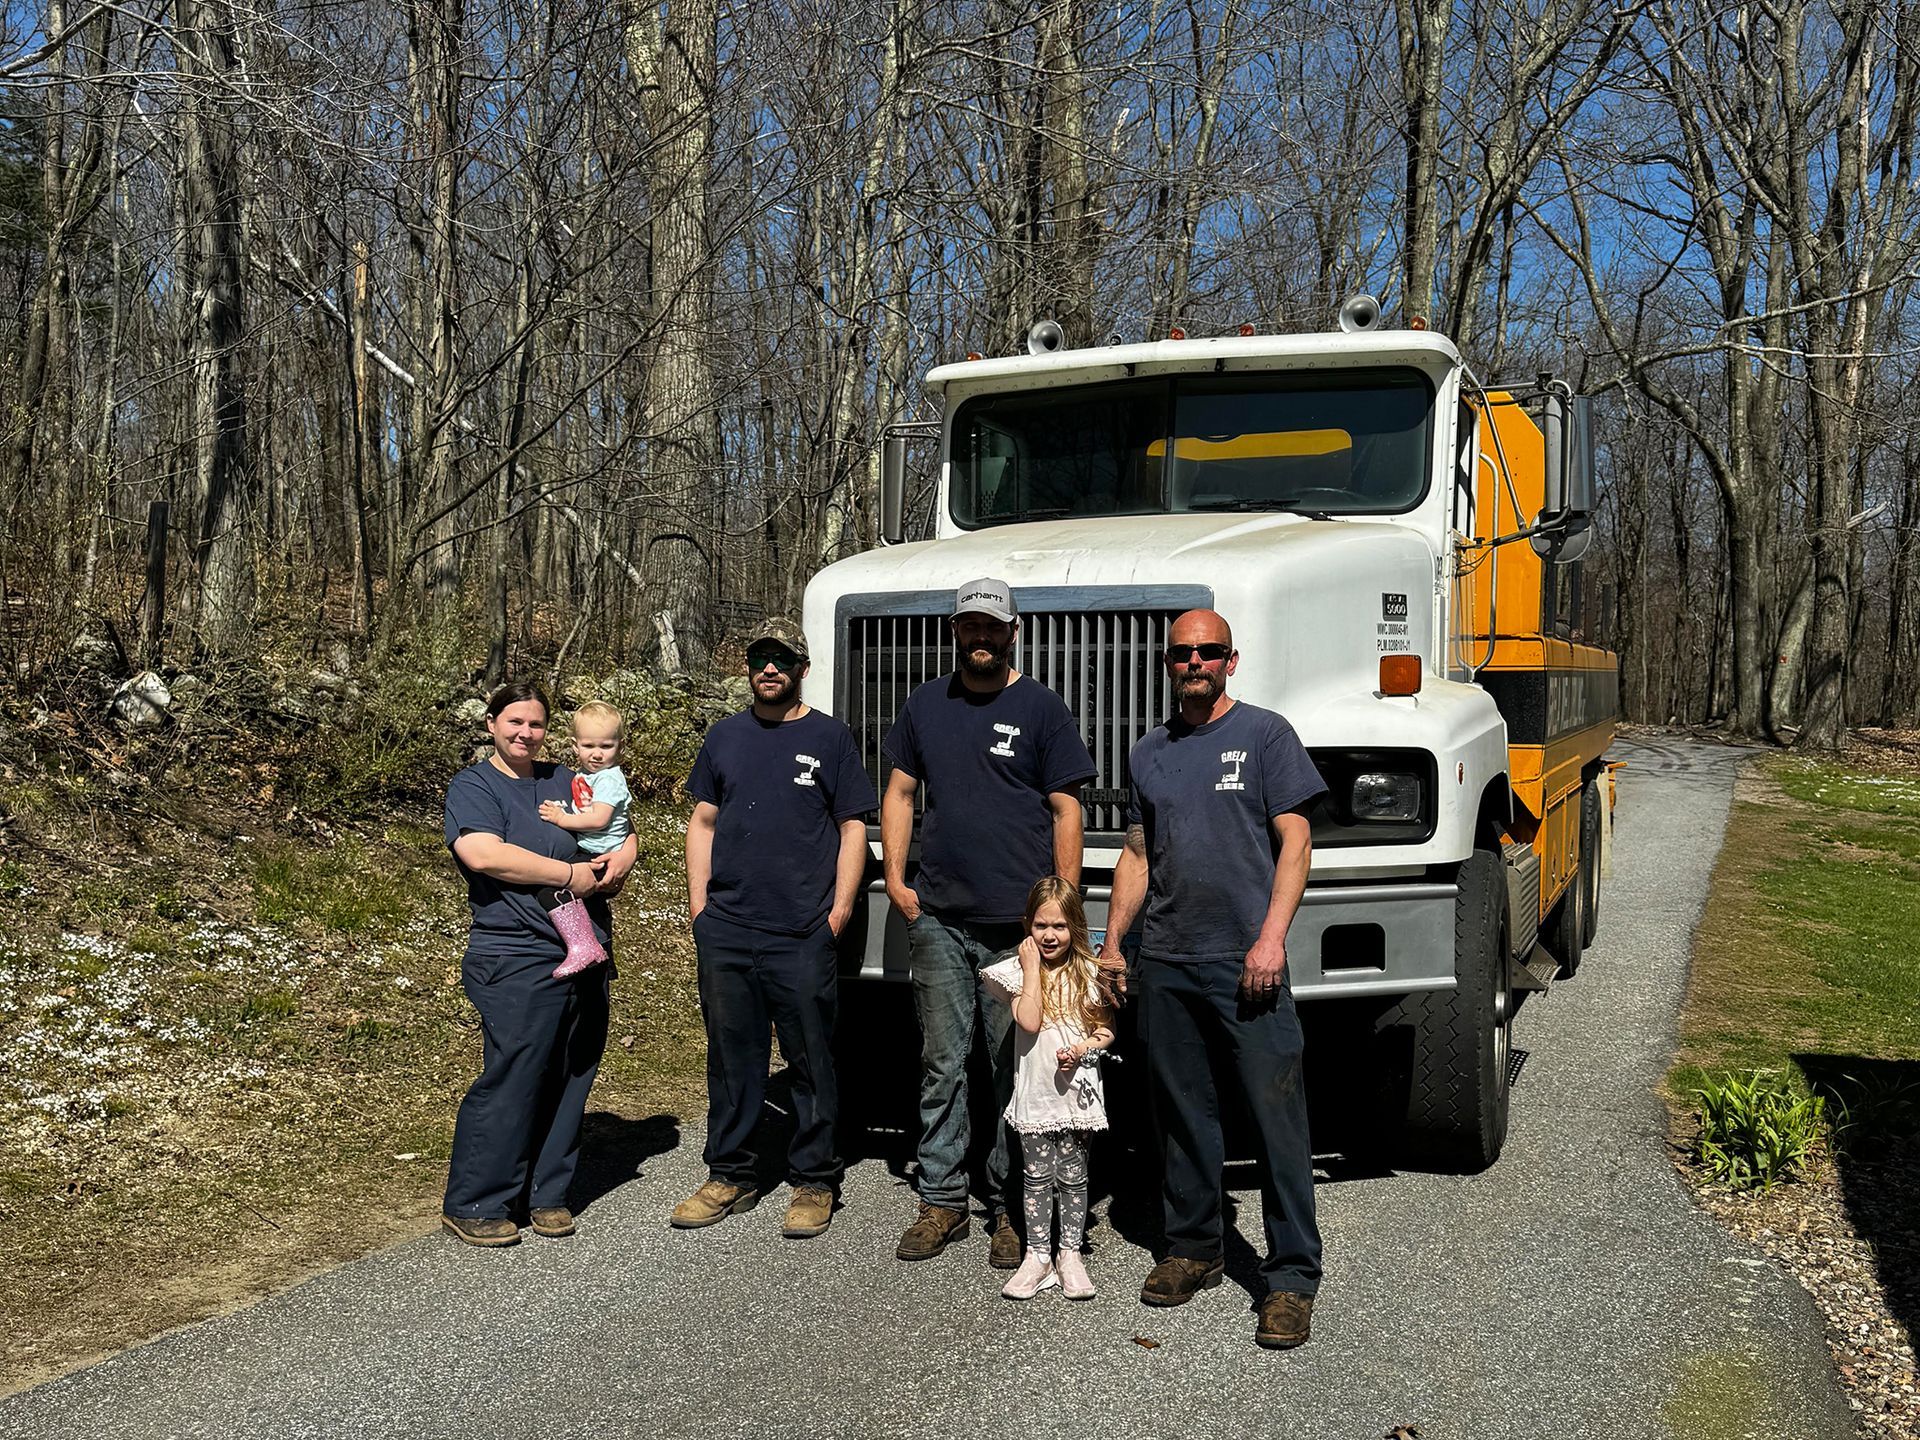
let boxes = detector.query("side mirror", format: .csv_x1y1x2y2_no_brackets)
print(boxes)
880,435,906,545
1535,393,1595,562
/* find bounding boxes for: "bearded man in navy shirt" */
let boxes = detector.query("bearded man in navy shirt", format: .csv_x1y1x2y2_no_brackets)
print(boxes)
1100,608,1328,1351
675,617,876,1241
882,578,1096,1268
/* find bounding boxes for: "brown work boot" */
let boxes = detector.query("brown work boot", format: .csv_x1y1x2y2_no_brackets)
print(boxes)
442,1214,520,1248
1256,1290,1314,1349
670,1179,760,1229
895,1202,970,1260
529,1206,576,1238
782,1185,836,1239
988,1213,1022,1270
1139,1254,1225,1307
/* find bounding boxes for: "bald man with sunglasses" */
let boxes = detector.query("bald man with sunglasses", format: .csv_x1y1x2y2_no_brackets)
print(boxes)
1099,608,1328,1350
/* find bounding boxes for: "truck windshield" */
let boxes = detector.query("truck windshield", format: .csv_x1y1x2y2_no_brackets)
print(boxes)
949,368,1433,527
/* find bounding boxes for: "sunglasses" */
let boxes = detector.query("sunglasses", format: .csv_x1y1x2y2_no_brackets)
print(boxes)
747,647,802,674
1163,642,1232,665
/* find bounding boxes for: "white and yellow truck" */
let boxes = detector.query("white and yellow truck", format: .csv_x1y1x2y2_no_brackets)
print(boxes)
801,303,1619,1171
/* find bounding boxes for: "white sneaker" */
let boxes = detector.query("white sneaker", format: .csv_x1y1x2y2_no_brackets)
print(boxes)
1001,1251,1058,1300
1056,1248,1096,1300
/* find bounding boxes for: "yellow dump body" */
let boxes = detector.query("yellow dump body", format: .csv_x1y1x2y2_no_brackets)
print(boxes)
1461,393,1619,918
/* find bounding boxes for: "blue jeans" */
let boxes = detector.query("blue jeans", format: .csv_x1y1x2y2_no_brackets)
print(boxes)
908,911,1022,1215
1137,956,1322,1297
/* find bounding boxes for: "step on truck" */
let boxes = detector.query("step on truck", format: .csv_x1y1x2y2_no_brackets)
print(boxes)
801,300,1620,1171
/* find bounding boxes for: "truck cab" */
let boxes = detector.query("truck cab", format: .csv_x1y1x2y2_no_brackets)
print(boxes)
801,316,1617,1171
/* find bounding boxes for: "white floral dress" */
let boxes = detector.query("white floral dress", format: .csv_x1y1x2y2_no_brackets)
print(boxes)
981,956,1108,1134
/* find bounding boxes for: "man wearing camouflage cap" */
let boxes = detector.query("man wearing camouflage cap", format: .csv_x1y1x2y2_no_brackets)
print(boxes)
675,617,877,1239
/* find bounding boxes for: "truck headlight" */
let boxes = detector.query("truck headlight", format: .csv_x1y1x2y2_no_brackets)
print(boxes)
1351,772,1422,822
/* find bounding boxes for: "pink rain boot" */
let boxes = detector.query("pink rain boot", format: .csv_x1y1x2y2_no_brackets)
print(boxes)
550,892,608,977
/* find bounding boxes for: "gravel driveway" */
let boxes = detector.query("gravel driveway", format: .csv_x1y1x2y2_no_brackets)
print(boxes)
0,738,1856,1439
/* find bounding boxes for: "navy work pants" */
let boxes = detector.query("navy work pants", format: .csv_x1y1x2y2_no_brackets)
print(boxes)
693,909,842,1188
1136,955,1322,1297
444,959,610,1220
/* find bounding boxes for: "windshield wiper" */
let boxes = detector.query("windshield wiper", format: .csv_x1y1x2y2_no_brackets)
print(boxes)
1185,499,1338,520
976,508,1072,527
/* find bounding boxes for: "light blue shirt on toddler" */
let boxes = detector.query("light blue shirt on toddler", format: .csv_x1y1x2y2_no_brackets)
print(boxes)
574,765,632,855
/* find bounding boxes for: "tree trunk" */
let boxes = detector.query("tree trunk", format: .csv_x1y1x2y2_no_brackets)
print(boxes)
629,0,721,671
177,0,255,655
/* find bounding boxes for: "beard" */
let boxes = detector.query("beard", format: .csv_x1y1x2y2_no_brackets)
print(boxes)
752,671,800,706
959,638,1011,678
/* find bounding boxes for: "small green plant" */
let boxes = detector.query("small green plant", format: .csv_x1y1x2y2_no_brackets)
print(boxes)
235,988,300,1026
0,860,29,899
340,1016,394,1048
128,926,168,956
1694,1069,1825,1191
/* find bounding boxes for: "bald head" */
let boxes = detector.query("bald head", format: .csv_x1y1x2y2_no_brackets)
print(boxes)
1169,609,1232,650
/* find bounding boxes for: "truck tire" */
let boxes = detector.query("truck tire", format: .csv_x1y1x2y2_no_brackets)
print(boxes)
1546,780,1602,975
1543,798,1590,978
1579,781,1602,948
1377,849,1512,1172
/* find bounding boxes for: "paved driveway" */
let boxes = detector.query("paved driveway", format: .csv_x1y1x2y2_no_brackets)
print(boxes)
0,738,1855,1439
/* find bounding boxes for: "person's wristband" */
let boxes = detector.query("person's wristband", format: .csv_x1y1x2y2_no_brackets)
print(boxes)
562,861,578,889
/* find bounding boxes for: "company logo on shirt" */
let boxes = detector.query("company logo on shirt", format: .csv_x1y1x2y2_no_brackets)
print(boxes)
794,754,822,786
1216,750,1247,791
989,723,1021,758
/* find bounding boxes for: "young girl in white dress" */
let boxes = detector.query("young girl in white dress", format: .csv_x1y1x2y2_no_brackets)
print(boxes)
983,876,1123,1300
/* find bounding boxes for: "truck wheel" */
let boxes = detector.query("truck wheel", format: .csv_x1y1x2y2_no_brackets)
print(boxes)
1543,800,1590,978
1579,781,1602,948
1380,849,1512,1172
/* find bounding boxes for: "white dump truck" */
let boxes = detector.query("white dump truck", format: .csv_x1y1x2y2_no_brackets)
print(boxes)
801,305,1619,1170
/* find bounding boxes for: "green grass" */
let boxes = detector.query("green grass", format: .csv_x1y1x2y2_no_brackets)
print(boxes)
249,838,418,935
1672,754,1920,1134
1775,759,1920,818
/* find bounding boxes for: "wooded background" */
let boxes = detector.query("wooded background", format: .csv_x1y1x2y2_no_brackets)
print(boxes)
3,0,1917,746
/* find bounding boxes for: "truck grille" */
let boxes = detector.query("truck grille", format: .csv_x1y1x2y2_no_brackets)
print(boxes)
839,588,1211,835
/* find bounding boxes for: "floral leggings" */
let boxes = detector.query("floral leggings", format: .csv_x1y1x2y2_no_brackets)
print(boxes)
1019,1129,1093,1253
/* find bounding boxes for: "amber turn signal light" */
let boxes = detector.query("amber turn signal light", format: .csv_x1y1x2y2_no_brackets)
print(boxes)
1380,655,1422,695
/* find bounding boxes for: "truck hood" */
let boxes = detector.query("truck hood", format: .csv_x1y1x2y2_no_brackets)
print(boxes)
805,512,1434,611
803,512,1443,736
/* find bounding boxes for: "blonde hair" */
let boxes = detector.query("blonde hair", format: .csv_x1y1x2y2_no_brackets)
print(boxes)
572,700,625,736
1023,876,1122,1033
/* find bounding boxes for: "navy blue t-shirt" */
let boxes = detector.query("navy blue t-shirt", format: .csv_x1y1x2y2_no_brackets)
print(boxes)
1126,701,1326,963
884,673,1097,924
444,759,612,975
687,707,878,936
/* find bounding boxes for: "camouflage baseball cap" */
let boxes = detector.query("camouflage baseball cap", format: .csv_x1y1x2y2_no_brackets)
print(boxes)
745,616,810,660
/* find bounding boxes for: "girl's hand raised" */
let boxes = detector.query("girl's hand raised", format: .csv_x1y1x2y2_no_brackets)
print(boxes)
1018,935,1043,970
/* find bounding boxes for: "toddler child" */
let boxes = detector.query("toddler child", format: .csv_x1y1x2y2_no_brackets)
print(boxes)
537,700,633,977
983,875,1122,1301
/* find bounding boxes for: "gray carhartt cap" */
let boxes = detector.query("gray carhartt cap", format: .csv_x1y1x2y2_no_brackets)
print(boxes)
951,577,1017,623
